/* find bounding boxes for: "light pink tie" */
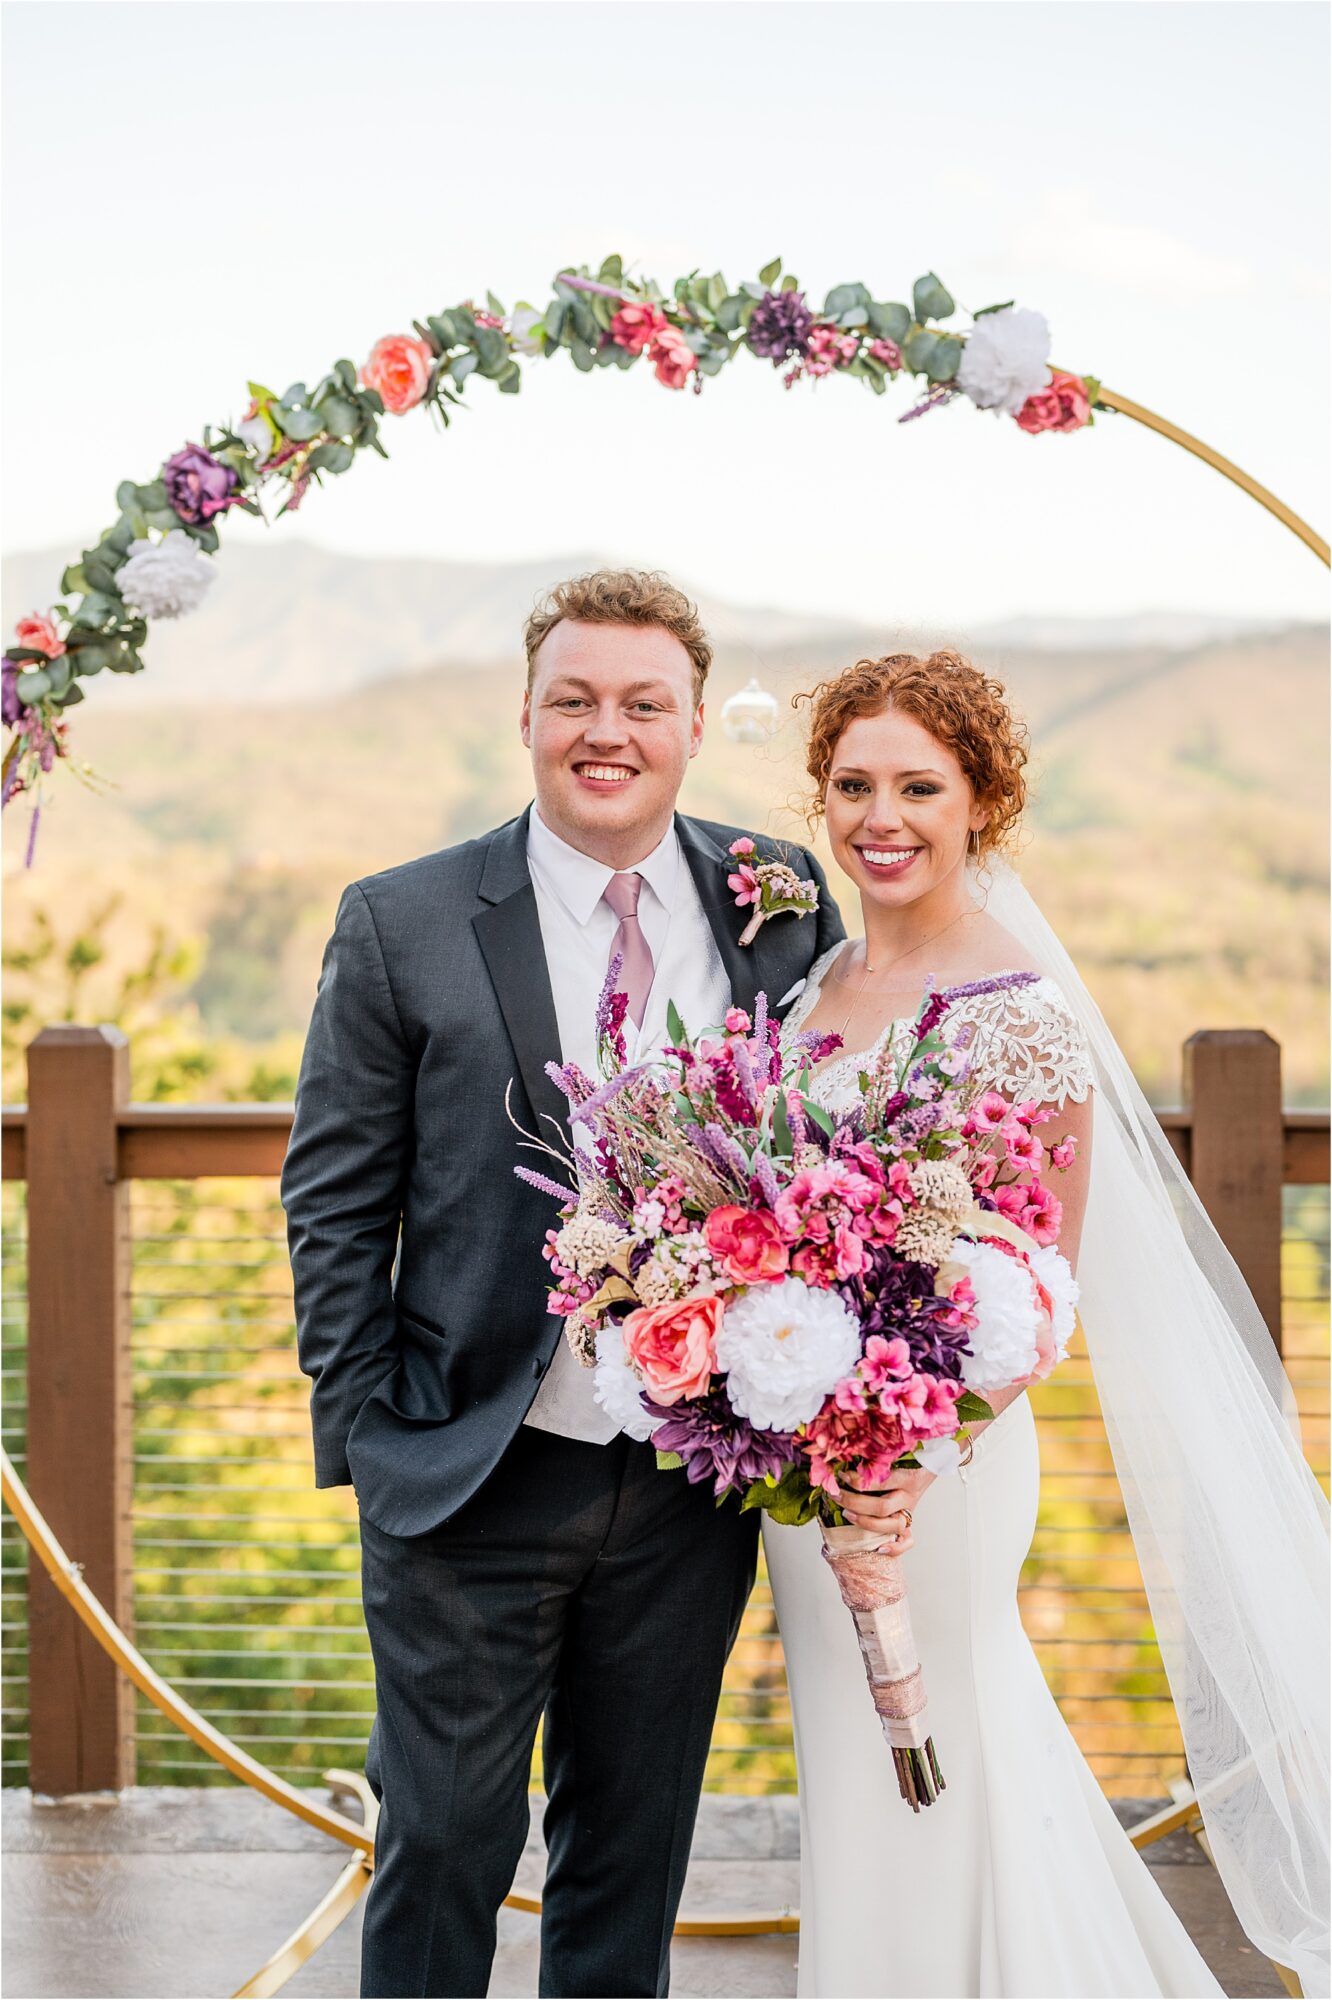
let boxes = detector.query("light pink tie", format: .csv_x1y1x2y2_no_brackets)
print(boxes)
603,872,655,1029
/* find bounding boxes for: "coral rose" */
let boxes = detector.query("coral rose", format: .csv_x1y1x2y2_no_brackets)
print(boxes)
1016,370,1092,435
650,326,698,391
609,301,668,355
622,1294,721,1405
704,1205,789,1285
359,333,435,415
13,613,64,659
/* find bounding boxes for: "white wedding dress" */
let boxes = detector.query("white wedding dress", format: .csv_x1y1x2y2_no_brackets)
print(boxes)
763,941,1225,1999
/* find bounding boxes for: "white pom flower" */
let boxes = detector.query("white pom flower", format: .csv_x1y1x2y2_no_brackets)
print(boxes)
592,1324,663,1442
946,1237,1042,1390
956,307,1051,416
1027,1243,1079,1361
715,1278,861,1434
116,532,218,621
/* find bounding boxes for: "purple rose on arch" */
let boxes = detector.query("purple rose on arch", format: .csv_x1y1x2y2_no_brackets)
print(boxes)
163,443,238,526
2,658,23,728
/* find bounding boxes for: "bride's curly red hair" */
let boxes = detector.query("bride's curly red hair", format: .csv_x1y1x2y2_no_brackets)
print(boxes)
795,650,1029,854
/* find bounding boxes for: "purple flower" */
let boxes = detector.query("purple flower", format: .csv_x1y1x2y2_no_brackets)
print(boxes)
163,442,238,525
838,1245,973,1380
513,1163,575,1203
746,289,815,364
916,970,1040,1042
645,1385,793,1497
2,658,22,728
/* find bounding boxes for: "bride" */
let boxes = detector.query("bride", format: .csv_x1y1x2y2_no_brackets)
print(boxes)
763,649,1329,1999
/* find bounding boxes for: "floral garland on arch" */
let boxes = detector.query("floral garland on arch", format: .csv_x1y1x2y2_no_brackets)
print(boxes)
1,255,1102,859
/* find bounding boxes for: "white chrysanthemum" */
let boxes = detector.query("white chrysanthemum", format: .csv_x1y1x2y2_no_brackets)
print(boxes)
956,307,1051,416
946,1237,1042,1390
715,1278,861,1434
1027,1243,1079,1361
592,1325,663,1442
116,532,218,621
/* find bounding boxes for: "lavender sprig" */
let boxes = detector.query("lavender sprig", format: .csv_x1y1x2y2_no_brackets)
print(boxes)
514,1163,575,1203
705,1121,755,1188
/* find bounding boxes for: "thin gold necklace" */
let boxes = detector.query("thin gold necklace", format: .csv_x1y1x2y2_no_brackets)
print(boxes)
833,911,972,1043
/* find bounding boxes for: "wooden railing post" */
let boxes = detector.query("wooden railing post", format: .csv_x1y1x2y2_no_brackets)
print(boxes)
26,1025,134,1792
1183,1028,1284,1353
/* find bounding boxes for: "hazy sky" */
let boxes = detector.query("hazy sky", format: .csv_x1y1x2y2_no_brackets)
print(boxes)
2,0,1328,627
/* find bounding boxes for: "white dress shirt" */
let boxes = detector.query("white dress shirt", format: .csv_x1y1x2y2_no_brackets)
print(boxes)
524,805,730,1442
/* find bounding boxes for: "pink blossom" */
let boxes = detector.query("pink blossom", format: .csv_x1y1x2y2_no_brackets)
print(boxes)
609,301,668,355
703,1204,789,1285
800,1402,905,1498
971,1154,1000,1191
860,1334,912,1391
13,612,65,659
1050,1138,1078,1171
936,1274,979,1333
727,862,761,908
724,1007,751,1034
804,323,860,377
868,337,903,370
649,326,698,390
991,1182,1030,1222
1020,1187,1064,1245
971,1091,1011,1133
1002,1122,1044,1169
887,1160,914,1202
623,1294,721,1404
728,837,757,859
1015,370,1092,435
884,1372,964,1442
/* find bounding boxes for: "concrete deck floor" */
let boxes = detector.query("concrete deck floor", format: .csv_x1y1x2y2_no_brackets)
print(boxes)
3,1788,1286,2000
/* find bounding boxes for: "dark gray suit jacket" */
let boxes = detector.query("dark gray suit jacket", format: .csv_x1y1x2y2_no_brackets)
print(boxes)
281,807,845,1536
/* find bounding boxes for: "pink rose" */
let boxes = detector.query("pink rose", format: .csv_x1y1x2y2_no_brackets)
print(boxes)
623,1295,721,1405
649,326,698,391
703,1205,789,1285
359,333,435,415
14,612,64,659
724,1007,751,1035
610,301,668,355
1015,371,1092,435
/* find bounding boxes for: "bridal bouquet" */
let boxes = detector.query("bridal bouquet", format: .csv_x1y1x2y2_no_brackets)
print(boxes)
516,962,1080,1811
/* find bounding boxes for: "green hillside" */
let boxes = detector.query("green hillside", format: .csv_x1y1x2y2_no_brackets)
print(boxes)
3,624,1327,1105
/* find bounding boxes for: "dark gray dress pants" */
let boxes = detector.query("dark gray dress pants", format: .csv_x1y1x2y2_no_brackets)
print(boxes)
357,1423,758,1999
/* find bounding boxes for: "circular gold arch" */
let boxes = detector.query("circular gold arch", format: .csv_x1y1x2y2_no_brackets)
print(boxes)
4,1447,1306,1998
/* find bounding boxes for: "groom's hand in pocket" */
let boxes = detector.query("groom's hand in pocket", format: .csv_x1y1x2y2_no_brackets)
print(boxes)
839,1466,936,1549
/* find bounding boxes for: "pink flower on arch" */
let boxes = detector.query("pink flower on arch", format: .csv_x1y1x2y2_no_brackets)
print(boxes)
610,301,668,355
649,326,698,391
360,333,435,415
1016,371,1092,435
13,612,64,660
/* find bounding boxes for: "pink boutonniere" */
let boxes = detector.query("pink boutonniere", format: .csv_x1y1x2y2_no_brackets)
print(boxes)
727,837,820,947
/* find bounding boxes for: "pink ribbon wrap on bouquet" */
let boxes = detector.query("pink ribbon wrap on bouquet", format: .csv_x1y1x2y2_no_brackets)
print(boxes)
819,1521,945,1811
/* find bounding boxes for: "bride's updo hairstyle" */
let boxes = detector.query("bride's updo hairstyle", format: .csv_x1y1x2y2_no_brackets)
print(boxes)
795,649,1029,855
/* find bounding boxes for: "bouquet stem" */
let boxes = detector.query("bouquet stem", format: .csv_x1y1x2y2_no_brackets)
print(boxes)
819,1521,945,1813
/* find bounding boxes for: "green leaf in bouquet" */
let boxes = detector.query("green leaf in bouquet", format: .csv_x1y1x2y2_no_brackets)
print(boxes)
570,337,596,373
306,440,355,475
474,326,510,376
316,394,360,437
804,1098,836,1139
38,657,71,698
55,681,84,707
666,1000,687,1048
656,1449,685,1473
71,590,118,628
116,479,142,513
772,1091,793,1158
334,358,359,392
925,336,962,383
740,1462,822,1526
972,301,1014,320
274,404,323,442
713,294,746,334
779,274,800,293
903,327,939,374
912,272,955,322
954,1391,994,1424
14,668,51,702
449,351,479,387
65,642,112,674
138,480,168,512
496,361,523,394
589,293,615,334
758,257,782,288
824,280,870,316
597,253,624,286
60,563,88,595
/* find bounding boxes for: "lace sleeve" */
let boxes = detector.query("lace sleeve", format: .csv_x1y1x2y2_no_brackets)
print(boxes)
959,978,1095,1107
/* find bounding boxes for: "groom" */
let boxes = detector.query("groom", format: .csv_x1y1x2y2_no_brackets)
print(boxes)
282,568,844,1999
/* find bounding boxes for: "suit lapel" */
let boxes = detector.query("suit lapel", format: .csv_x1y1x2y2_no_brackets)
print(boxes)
472,810,571,1147
677,815,761,1019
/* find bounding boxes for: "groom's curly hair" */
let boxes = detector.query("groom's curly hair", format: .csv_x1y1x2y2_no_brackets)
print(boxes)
796,649,1029,854
524,569,712,704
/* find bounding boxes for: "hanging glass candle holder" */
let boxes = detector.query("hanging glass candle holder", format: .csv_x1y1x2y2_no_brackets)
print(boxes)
721,676,780,745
